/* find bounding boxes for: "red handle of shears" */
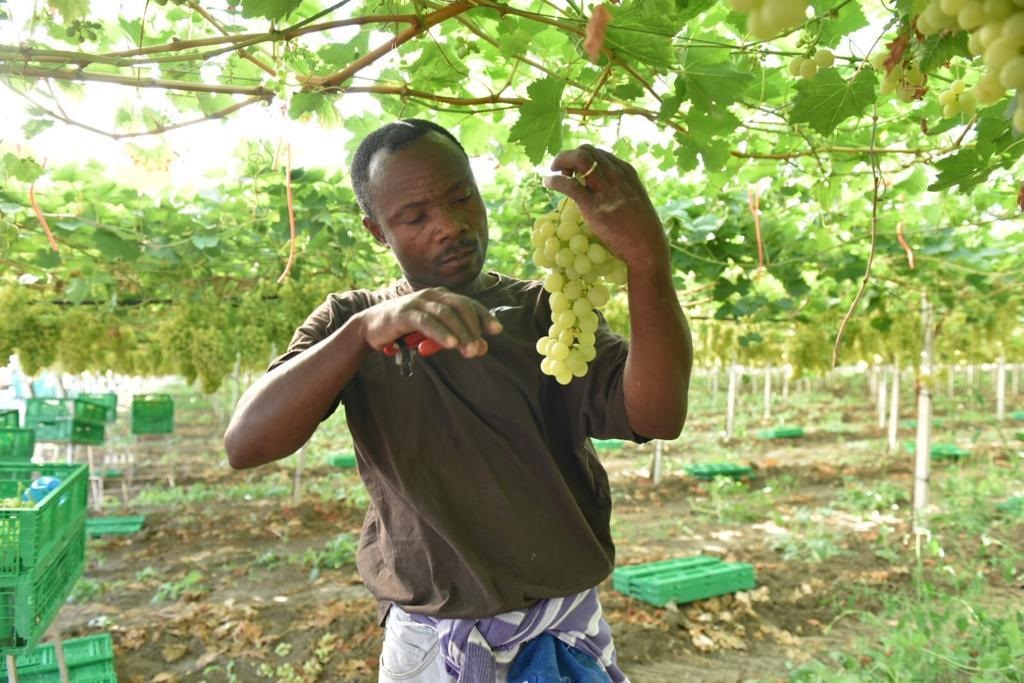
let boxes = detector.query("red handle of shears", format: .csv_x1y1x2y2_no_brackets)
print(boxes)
382,332,446,358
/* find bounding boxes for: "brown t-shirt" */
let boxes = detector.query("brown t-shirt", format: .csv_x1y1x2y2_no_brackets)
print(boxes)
270,273,643,618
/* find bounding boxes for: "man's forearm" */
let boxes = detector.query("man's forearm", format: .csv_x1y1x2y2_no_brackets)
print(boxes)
224,315,371,469
622,256,693,439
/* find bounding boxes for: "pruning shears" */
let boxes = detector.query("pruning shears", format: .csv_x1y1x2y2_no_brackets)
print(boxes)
381,305,520,378
382,332,446,378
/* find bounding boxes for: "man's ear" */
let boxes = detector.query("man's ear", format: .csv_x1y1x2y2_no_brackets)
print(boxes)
363,216,388,248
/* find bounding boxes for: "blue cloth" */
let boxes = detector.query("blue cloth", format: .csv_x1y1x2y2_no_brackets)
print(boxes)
508,633,611,683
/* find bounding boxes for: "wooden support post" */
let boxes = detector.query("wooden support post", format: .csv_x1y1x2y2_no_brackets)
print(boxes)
650,440,663,486
913,297,934,532
292,445,306,507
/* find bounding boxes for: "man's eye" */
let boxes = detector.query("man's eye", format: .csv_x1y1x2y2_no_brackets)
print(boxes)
456,191,473,203
405,215,426,225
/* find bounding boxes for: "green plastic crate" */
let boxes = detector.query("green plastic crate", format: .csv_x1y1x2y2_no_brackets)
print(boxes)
1009,410,1024,421
684,463,753,480
900,418,944,429
613,556,756,607
131,395,173,435
0,430,35,463
0,464,89,577
25,399,104,427
757,426,804,439
0,411,18,429
0,523,86,655
13,632,116,682
76,393,117,424
86,515,145,537
24,401,67,425
31,419,104,446
995,496,1024,516
593,439,626,451
902,441,970,459
931,443,970,460
1016,432,1024,442
328,453,357,469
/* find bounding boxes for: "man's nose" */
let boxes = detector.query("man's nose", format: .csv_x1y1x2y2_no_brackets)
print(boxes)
434,205,467,239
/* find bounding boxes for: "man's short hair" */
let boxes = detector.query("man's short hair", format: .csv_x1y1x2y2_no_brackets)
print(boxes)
351,119,468,219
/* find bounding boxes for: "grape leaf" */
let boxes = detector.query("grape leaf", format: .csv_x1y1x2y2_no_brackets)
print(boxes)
816,1,869,48
917,31,970,73
64,277,89,305
289,93,327,119
91,229,141,261
603,0,683,70
789,68,876,136
681,46,754,112
509,78,565,164
48,0,89,23
241,0,301,22
1,153,44,183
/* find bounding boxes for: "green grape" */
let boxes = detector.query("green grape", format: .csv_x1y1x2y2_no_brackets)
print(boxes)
563,279,584,300
569,234,589,255
549,292,570,312
556,220,579,241
548,342,570,361
572,298,593,317
554,248,575,269
543,271,565,294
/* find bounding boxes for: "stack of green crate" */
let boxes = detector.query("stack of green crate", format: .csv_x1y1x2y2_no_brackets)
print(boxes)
684,463,753,480
995,496,1024,517
613,556,756,608
131,394,173,435
1009,410,1024,421
0,430,36,463
757,426,804,439
12,632,116,682
0,411,18,429
25,399,106,446
76,393,117,424
0,463,89,654
592,439,626,451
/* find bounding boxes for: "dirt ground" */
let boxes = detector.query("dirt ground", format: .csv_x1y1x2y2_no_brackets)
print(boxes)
43,387,1024,682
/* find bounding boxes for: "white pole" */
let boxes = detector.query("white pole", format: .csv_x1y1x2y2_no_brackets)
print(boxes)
913,297,934,531
726,362,738,441
782,366,790,401
711,365,719,403
651,440,663,485
996,356,1006,421
877,366,888,429
887,360,900,453
763,367,772,421
1012,363,1019,396
292,445,306,506
869,364,878,397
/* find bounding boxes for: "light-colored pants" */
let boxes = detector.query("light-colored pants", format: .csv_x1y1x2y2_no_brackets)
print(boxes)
378,605,513,682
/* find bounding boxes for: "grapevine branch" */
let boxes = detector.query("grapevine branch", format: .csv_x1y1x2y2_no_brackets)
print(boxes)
13,93,268,141
277,145,297,284
0,64,272,96
832,109,881,369
748,188,765,276
302,2,476,89
28,167,59,253
186,1,277,77
896,221,915,269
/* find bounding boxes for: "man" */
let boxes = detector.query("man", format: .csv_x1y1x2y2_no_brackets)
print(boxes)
224,119,692,682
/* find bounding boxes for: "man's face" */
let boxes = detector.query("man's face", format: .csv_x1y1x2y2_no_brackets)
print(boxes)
363,133,488,291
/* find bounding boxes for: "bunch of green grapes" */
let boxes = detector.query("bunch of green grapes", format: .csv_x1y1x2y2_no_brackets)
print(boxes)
530,197,627,385
916,0,1024,131
726,0,809,41
788,48,835,79
871,53,929,102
